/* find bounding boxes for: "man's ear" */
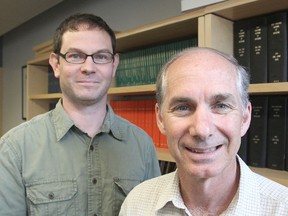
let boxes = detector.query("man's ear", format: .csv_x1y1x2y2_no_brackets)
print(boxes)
155,103,166,135
49,53,60,78
112,53,119,78
241,101,252,137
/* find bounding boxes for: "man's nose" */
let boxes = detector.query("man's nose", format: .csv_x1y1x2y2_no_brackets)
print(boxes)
188,106,213,141
81,56,96,74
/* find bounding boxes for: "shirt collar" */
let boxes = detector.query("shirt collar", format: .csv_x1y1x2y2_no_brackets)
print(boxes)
52,99,74,141
155,170,188,211
154,157,262,215
230,156,261,215
102,103,124,141
52,100,124,141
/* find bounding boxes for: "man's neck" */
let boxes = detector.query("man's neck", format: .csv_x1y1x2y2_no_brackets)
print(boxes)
179,161,240,215
62,98,107,137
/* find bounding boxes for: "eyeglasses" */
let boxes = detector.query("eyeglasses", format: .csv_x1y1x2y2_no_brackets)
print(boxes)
58,51,114,64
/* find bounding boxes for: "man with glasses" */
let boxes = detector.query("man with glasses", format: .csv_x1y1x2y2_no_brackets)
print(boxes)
0,13,161,216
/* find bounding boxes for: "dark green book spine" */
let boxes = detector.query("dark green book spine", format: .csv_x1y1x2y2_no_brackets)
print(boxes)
233,18,250,71
248,95,268,167
250,16,268,83
267,11,288,83
267,95,287,170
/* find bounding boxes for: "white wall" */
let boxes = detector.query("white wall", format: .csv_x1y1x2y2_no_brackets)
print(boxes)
1,0,181,134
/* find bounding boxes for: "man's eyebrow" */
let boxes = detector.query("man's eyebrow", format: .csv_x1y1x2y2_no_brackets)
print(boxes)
211,93,236,103
168,96,193,105
167,94,237,107
65,48,112,53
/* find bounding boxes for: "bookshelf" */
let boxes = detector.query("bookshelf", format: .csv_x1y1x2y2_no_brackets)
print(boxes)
26,0,288,186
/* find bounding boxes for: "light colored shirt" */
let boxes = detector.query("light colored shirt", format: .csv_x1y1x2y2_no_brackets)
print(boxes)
0,100,161,216
120,156,288,216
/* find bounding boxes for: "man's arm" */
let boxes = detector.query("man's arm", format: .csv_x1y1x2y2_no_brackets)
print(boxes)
0,137,27,216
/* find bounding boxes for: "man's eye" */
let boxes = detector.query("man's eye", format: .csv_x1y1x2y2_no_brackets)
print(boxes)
215,103,229,109
94,53,109,60
68,53,84,59
171,104,192,114
176,105,190,111
213,103,233,114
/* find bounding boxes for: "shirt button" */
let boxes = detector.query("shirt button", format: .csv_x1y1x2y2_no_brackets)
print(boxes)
90,145,94,151
48,192,54,200
92,178,97,184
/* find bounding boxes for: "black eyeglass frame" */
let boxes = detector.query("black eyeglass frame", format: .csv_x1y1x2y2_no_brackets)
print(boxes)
57,51,115,64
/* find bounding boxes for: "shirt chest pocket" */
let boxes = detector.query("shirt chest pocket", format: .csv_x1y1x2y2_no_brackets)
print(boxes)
26,179,78,216
113,178,141,215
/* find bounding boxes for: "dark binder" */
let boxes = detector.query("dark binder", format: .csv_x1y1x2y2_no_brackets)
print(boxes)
248,96,268,167
250,15,268,83
234,18,250,71
267,11,288,83
238,133,248,163
267,95,287,170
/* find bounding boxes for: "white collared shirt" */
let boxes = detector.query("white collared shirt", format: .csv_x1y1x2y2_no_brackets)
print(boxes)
120,156,288,216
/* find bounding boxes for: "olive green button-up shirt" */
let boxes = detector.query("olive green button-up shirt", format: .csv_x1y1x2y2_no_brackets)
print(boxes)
0,100,161,216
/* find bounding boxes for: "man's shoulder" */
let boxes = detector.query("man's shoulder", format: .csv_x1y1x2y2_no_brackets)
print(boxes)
7,111,50,131
239,157,288,204
1,111,52,143
256,173,288,203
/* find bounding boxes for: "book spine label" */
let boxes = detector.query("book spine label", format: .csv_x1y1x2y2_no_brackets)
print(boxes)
267,96,287,170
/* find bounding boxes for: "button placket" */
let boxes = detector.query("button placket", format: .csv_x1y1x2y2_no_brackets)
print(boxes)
88,137,102,215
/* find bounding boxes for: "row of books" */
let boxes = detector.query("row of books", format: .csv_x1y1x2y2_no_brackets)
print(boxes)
238,95,288,171
109,98,167,148
47,37,198,93
234,10,287,84
116,37,198,87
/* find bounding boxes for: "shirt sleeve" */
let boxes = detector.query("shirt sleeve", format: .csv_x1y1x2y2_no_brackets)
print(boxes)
0,136,27,216
144,137,161,180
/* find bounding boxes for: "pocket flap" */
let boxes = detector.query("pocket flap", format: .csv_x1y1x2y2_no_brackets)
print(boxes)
114,178,140,195
26,179,77,204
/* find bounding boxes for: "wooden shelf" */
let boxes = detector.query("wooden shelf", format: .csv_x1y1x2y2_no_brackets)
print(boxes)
28,82,288,100
250,167,288,187
248,82,288,95
108,84,155,95
156,148,174,162
209,0,288,21
116,10,201,52
29,93,62,100
27,52,50,65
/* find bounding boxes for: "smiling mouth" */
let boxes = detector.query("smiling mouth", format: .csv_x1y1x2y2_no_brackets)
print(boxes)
188,145,222,153
78,80,97,83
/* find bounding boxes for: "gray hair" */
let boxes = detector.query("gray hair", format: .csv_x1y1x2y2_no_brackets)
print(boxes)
155,47,250,112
